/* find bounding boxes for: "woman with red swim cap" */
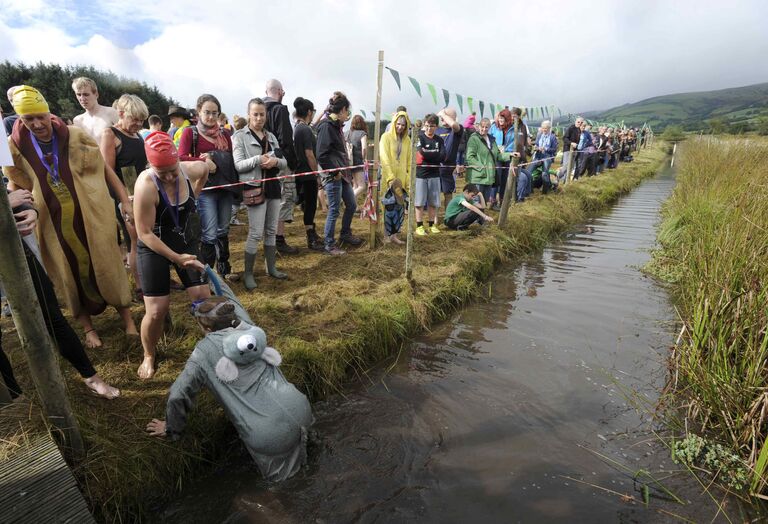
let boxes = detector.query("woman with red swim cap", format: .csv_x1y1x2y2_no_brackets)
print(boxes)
132,131,210,379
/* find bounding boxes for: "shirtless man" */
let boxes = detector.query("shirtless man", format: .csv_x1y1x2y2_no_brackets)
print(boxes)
72,76,118,142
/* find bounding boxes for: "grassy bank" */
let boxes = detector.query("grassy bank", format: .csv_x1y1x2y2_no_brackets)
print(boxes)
1,145,666,522
646,137,768,495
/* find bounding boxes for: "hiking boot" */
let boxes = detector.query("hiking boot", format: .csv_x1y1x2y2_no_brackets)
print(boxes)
339,233,363,247
306,227,325,251
415,225,428,236
429,225,441,234
276,235,299,255
324,246,346,256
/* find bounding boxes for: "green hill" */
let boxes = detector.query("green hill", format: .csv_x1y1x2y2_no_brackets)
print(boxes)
593,82,768,132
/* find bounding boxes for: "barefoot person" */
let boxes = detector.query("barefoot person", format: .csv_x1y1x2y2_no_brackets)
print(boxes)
3,86,137,349
146,275,313,482
100,94,150,295
0,188,120,399
133,132,210,379
71,77,119,142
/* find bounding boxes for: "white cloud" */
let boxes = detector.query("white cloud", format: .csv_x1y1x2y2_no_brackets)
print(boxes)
1,0,767,122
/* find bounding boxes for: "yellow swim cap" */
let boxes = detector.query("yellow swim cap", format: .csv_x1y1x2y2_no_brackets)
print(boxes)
12,85,50,116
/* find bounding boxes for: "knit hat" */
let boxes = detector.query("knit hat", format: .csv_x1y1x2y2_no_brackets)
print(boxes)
144,131,178,168
11,85,49,116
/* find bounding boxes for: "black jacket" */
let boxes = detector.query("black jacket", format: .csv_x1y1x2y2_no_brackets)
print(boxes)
563,124,581,152
264,97,297,171
315,117,348,183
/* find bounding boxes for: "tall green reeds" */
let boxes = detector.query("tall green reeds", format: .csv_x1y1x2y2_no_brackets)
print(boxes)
650,137,768,495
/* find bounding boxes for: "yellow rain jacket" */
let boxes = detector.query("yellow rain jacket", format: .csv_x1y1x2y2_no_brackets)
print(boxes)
379,111,412,188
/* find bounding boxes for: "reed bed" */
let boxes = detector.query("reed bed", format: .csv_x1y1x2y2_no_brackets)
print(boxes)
0,145,666,522
648,137,768,496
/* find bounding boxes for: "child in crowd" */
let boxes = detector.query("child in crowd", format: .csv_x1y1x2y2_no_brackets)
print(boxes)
444,184,494,230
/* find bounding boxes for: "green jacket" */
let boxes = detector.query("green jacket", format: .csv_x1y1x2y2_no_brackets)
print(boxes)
465,133,511,186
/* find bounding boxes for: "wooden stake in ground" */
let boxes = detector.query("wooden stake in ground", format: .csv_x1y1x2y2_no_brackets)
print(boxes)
405,126,419,284
498,118,520,229
369,50,384,250
0,178,84,459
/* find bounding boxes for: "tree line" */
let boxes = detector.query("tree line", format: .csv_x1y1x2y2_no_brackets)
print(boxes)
0,61,177,122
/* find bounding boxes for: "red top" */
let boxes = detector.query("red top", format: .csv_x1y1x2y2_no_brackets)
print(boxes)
177,126,232,161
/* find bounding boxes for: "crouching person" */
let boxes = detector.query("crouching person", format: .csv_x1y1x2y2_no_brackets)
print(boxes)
146,278,313,482
444,183,494,230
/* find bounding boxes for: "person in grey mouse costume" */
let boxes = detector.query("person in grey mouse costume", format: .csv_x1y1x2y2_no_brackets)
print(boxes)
146,268,313,482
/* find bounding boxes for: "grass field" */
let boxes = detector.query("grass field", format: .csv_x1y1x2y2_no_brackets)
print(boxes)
0,145,667,522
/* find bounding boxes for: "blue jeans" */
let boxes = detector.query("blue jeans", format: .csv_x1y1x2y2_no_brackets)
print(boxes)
476,184,493,203
525,153,554,193
324,178,356,248
197,190,233,244
516,167,532,202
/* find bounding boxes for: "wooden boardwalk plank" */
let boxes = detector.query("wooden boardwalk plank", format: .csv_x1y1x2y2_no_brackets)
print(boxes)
0,434,95,524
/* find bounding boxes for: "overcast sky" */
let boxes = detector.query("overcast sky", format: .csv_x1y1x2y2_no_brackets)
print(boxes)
1,0,766,122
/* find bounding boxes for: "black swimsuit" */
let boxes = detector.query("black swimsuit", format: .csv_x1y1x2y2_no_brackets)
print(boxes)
137,174,206,296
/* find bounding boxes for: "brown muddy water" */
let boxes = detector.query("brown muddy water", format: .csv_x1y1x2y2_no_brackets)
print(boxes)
154,167,737,523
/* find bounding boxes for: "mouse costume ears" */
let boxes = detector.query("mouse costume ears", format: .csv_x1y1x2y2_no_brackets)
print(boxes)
215,323,282,383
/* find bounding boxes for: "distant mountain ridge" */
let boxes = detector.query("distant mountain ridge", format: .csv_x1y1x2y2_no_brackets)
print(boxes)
588,82,768,130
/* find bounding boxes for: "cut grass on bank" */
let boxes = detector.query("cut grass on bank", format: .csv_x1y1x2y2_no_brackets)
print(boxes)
0,145,667,522
646,136,768,497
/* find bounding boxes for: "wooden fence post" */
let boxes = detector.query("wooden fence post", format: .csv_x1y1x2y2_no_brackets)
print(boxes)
0,179,84,459
404,126,419,284
369,50,384,250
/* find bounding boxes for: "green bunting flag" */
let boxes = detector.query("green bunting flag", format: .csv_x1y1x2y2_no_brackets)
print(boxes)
467,97,474,113
408,76,422,97
426,83,438,105
442,88,450,107
456,94,464,113
479,101,485,118
361,110,367,119
386,67,401,90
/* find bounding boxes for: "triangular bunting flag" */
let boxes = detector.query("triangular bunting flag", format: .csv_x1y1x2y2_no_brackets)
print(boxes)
408,77,422,97
456,94,464,113
467,97,474,113
385,67,401,90
361,109,367,119
426,83,438,105
479,101,485,118
442,88,450,107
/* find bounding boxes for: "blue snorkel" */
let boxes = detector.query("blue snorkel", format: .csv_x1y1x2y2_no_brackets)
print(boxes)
204,265,223,296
